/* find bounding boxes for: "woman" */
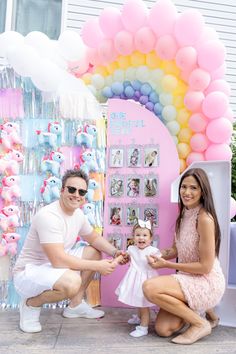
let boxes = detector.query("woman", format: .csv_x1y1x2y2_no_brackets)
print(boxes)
143,168,225,345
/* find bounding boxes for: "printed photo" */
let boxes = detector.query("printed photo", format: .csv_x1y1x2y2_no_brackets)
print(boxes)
144,177,158,197
144,146,159,167
127,147,141,167
109,176,124,197
109,206,122,226
143,206,158,227
126,237,134,249
108,234,122,250
126,206,139,226
109,148,124,168
127,177,140,198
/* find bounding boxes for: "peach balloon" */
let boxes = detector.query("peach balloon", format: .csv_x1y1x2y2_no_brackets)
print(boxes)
190,133,209,152
189,113,208,132
188,68,211,91
155,35,178,60
186,152,205,165
184,91,204,112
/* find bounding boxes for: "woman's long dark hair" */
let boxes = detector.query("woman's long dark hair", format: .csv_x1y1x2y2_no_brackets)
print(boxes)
175,168,221,256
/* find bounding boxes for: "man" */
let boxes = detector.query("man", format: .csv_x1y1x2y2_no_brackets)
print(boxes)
13,169,126,333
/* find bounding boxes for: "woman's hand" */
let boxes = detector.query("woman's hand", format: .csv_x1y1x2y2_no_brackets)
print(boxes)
147,254,167,269
113,250,130,265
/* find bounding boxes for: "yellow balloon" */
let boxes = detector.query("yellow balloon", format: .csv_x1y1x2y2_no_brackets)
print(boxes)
173,82,188,95
162,60,180,76
176,108,190,127
106,62,118,75
117,55,131,69
177,143,191,159
131,51,146,67
179,159,187,173
82,73,92,85
173,95,184,109
161,75,178,92
94,66,108,77
146,51,162,69
178,127,193,143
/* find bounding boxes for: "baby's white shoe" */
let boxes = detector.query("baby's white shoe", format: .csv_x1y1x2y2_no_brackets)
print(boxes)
129,325,148,338
128,314,141,325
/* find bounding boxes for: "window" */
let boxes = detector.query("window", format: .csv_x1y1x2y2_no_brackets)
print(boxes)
12,0,62,39
0,0,7,33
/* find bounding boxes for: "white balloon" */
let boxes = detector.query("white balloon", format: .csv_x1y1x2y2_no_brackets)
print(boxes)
58,30,86,61
136,66,150,81
25,31,52,57
31,58,64,92
0,31,24,57
7,44,40,77
113,69,125,82
91,74,105,89
166,121,180,135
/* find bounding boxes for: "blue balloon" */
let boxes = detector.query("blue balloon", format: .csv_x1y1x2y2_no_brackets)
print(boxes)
123,80,131,88
154,102,163,115
139,95,149,105
102,86,113,98
111,82,124,95
149,91,159,104
131,80,142,90
124,85,135,98
145,102,154,111
140,83,152,96
135,90,141,99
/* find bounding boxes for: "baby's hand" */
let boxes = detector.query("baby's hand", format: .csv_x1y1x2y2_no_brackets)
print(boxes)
113,250,130,265
112,255,124,266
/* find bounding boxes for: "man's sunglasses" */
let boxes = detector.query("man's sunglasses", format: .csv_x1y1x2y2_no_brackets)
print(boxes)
65,186,88,196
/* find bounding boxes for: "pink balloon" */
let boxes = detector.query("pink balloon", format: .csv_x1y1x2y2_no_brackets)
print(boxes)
198,40,226,72
190,133,209,152
186,152,205,166
114,30,134,55
81,18,104,49
230,197,236,219
205,79,231,96
174,9,204,46
189,113,208,132
194,26,218,51
188,68,211,91
206,118,233,143
68,54,89,76
210,63,226,80
175,46,197,71
202,92,228,119
224,108,234,123
134,27,156,53
149,0,177,37
121,0,148,33
155,35,178,60
184,91,204,112
205,143,232,161
99,7,123,39
86,47,101,66
98,39,117,64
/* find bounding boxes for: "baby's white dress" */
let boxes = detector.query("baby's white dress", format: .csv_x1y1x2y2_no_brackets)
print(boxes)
115,245,160,307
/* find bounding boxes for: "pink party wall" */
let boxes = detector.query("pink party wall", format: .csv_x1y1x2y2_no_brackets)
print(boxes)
101,99,180,307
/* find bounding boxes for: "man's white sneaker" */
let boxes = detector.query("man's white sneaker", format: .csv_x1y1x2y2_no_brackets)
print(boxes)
63,300,105,319
19,299,42,333
128,314,141,325
129,325,148,338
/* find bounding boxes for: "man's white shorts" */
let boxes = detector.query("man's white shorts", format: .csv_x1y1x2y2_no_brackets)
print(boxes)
13,244,86,299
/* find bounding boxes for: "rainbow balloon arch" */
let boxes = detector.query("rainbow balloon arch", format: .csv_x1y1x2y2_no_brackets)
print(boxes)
67,0,234,173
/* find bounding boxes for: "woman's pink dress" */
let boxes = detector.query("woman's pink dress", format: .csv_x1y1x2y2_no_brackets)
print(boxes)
172,205,225,312
115,245,160,307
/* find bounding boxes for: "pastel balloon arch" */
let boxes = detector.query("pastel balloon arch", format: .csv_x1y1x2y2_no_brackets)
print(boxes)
70,0,233,172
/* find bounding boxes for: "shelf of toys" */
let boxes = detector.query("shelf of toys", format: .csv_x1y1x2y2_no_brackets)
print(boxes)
0,67,106,308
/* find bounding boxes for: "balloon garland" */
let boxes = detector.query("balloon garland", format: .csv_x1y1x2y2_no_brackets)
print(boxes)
75,0,233,172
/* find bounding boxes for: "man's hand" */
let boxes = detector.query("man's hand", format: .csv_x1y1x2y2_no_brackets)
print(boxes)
97,259,117,275
147,254,167,269
113,250,130,265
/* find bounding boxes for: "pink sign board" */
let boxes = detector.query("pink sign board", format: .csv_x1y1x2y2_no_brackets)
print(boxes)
101,99,180,307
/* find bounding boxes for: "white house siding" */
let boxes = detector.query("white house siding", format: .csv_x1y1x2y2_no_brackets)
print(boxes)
63,0,236,115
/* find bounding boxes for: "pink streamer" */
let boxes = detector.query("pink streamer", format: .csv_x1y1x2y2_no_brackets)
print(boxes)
0,89,24,119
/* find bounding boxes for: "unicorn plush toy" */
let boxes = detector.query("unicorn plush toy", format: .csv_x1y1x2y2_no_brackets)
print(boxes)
36,121,62,149
40,176,62,204
86,179,99,203
0,205,20,231
41,151,64,176
79,150,99,175
0,122,22,150
0,175,21,202
75,124,97,148
82,203,96,226
0,232,21,256
0,149,24,175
